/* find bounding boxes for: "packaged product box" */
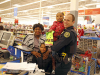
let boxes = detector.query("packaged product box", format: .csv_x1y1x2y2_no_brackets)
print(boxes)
45,31,54,46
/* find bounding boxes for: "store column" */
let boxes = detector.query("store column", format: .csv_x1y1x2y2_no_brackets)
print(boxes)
70,0,79,29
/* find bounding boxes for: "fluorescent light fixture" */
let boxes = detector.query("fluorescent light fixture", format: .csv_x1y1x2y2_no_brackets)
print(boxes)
7,13,12,15
0,0,11,5
46,12,51,14
3,18,13,19
1,14,6,15
96,5,100,8
47,6,53,8
13,4,21,7
0,0,46,12
85,3,100,6
42,2,71,8
29,17,38,18
18,8,39,12
1,1,70,16
0,10,1,13
22,10,28,12
78,7,88,10
80,0,86,1
19,15,38,17
92,0,97,1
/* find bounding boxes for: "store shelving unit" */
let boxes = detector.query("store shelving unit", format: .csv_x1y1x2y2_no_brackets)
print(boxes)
79,36,100,52
14,29,33,45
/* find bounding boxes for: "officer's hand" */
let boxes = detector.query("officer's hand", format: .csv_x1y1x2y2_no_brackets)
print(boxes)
31,51,41,58
43,51,50,60
48,29,53,32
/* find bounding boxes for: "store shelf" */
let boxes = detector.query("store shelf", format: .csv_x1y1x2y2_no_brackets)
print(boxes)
16,37,24,39
14,33,27,35
15,39,23,42
70,70,85,75
84,31,100,33
81,36,100,40
16,29,33,31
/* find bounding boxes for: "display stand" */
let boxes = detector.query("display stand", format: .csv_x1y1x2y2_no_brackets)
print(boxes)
75,35,100,75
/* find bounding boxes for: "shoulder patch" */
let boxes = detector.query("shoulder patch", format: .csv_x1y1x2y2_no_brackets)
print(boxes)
64,32,70,38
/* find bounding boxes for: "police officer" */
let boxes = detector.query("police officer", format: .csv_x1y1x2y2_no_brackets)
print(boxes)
51,13,77,75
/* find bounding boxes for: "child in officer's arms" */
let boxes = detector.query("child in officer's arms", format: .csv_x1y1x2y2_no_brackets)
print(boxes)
32,43,55,75
49,12,65,42
48,12,65,71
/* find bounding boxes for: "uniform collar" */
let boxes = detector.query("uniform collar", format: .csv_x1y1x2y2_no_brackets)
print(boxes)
66,26,74,30
64,26,74,31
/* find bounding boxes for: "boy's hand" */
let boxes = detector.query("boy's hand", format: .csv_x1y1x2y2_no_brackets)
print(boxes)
31,51,41,58
48,29,53,32
43,50,50,60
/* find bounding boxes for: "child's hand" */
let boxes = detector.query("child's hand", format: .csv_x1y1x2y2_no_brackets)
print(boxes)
48,29,53,32
31,51,41,58
43,51,49,60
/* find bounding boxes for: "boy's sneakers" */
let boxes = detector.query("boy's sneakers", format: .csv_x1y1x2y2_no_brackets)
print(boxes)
52,70,55,74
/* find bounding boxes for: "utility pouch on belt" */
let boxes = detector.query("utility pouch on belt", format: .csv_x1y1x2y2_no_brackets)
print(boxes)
54,52,71,64
62,52,68,64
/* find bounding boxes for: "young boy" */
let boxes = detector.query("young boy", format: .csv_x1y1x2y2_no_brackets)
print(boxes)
48,12,65,63
32,43,54,75
49,12,65,42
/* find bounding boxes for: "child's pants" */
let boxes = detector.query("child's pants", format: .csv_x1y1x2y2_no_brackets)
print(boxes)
52,41,56,57
52,51,56,57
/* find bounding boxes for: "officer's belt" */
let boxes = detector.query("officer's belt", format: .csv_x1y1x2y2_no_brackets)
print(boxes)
55,53,72,62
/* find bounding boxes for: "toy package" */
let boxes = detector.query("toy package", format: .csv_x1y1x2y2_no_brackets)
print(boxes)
71,55,88,75
0,64,6,75
45,31,54,46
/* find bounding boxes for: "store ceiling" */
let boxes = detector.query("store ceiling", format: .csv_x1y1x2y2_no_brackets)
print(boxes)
0,0,100,23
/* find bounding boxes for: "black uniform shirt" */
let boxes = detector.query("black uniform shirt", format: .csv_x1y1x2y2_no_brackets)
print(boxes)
51,26,77,57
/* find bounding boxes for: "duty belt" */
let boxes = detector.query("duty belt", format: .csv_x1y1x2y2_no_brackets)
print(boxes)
55,52,72,64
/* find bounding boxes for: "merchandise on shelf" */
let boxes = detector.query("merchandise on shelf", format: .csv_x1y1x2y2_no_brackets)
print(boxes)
71,55,88,75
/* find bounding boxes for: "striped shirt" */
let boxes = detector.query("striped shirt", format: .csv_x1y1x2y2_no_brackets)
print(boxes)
23,33,46,52
23,33,46,62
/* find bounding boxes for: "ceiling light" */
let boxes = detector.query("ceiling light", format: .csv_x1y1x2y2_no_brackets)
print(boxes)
0,0,45,12
46,12,51,14
92,0,97,1
6,0,11,1
0,1,70,16
97,0,100,2
42,2,71,8
80,0,86,1
96,5,100,8
0,0,11,5
47,6,53,8
13,4,20,7
1,14,6,15
22,10,28,12
85,3,100,6
7,13,12,15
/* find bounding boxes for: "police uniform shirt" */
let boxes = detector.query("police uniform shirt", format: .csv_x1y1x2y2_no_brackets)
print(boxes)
51,26,77,57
